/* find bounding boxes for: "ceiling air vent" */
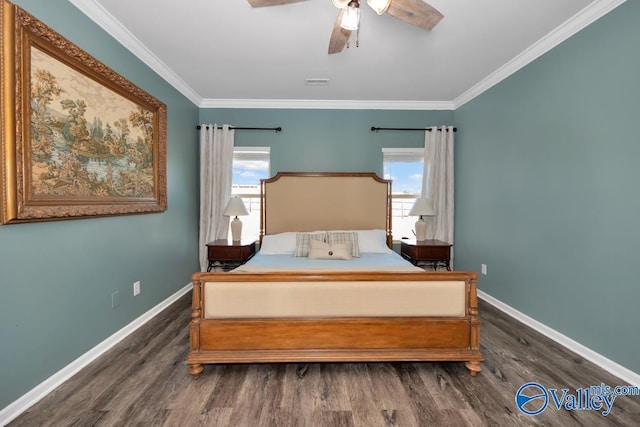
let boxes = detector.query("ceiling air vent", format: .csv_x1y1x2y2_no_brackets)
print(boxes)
305,78,330,86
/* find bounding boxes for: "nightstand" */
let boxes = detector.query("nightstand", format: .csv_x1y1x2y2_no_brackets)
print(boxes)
400,239,452,271
206,239,256,272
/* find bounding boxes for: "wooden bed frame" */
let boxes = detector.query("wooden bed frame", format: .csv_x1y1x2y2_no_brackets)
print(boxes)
187,173,483,377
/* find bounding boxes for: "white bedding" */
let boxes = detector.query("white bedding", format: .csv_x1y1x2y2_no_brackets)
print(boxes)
233,250,423,273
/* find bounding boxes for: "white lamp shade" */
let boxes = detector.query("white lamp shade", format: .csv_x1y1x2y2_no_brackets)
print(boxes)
409,198,435,217
223,196,248,217
332,0,350,8
340,3,360,30
367,0,391,15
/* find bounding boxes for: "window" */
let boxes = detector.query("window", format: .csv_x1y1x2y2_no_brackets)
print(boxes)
382,148,424,240
231,147,270,241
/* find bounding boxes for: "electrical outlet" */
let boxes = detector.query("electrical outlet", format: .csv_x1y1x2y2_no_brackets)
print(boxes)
133,281,141,296
111,291,120,308
481,264,487,275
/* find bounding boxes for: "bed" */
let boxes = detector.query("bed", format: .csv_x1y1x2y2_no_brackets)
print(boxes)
187,172,483,377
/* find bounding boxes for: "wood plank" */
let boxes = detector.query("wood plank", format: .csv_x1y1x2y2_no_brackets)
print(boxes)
9,294,640,427
340,363,386,426
366,363,421,426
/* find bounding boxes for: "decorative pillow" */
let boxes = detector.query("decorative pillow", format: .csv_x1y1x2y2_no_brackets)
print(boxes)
327,231,360,257
294,232,326,257
357,229,392,253
308,239,352,260
259,232,297,255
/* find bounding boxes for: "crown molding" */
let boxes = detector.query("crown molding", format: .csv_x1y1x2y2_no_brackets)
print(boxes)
453,0,627,109
68,0,202,106
70,0,624,111
199,98,455,110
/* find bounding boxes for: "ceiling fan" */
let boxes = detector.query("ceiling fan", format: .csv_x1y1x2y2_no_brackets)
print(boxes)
247,0,444,54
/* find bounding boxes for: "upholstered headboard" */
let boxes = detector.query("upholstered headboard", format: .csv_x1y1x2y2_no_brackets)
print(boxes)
260,172,392,243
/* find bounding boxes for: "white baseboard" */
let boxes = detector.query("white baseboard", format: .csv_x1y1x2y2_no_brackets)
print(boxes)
0,283,192,427
3,284,637,426
478,290,640,387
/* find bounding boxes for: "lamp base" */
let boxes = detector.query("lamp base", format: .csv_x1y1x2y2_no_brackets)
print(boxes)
415,218,427,241
230,217,243,241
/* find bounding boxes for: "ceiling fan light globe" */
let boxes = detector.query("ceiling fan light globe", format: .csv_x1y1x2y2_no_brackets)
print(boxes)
332,0,350,8
340,3,360,30
367,0,391,15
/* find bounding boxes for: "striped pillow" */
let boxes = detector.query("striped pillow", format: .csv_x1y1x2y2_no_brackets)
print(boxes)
294,232,326,257
327,231,360,257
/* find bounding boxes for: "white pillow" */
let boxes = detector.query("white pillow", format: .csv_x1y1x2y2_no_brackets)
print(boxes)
357,229,392,253
259,232,297,254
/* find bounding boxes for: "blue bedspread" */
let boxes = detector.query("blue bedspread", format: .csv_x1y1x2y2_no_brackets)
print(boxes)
235,251,422,272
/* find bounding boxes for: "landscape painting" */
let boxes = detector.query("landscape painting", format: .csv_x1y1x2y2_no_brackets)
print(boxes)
30,47,155,199
1,0,167,224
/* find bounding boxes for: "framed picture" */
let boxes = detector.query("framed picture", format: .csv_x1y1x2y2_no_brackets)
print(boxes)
1,0,167,224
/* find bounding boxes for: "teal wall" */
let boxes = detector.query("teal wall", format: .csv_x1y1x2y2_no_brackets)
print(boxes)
2,0,638,415
199,109,454,176
454,1,640,373
0,0,200,409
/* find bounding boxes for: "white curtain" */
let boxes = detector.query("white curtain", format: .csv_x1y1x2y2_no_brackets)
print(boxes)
422,126,455,257
199,124,235,271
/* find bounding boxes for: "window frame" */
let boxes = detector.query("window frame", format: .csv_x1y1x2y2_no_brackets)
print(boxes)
382,147,424,241
230,146,271,241
231,147,271,197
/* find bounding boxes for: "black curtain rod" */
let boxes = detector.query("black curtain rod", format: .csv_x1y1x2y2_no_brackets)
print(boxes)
197,125,282,132
371,126,457,132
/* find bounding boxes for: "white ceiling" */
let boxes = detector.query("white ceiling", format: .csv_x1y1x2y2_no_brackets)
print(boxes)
70,0,624,109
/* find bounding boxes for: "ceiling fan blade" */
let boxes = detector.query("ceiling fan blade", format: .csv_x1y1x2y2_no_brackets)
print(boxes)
328,9,352,54
385,0,444,31
247,0,308,7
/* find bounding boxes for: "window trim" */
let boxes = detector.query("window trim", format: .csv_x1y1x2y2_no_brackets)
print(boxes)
382,147,424,195
382,147,424,163
232,146,271,198
233,146,271,160
382,147,425,242
231,147,271,241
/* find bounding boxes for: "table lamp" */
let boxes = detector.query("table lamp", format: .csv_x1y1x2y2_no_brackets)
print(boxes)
408,198,435,241
223,196,249,241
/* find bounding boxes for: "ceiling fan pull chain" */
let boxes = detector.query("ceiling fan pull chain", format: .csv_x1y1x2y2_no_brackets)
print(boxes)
356,25,360,48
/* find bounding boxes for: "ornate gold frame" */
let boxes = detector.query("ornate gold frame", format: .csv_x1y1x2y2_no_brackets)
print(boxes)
1,0,167,224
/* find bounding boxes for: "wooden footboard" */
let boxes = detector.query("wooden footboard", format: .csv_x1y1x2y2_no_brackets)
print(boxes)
186,271,483,378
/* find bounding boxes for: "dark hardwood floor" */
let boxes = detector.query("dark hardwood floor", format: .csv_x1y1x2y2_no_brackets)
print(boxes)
10,292,640,426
